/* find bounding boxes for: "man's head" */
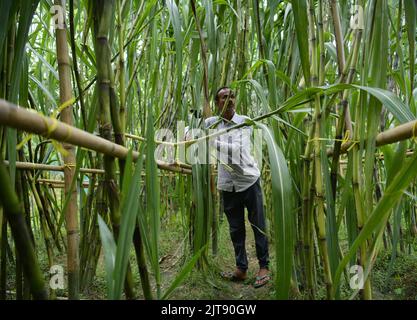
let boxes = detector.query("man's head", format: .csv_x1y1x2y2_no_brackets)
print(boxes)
214,87,236,118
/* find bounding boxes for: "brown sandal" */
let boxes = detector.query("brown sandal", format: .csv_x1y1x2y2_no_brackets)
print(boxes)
253,273,271,288
220,270,247,282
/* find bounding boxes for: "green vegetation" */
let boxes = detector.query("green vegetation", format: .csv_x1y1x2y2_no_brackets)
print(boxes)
0,0,417,300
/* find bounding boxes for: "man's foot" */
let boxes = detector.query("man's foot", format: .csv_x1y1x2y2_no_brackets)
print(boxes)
253,268,270,288
220,268,247,282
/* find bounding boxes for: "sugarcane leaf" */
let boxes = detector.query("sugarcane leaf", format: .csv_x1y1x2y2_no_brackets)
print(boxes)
203,0,216,54
27,43,59,80
256,122,294,299
146,106,161,298
404,0,416,105
332,151,417,295
166,0,183,113
353,85,414,124
0,0,13,59
98,214,116,298
276,69,298,94
289,0,311,87
271,115,307,136
112,148,145,299
235,79,270,114
278,83,415,124
161,245,206,300
29,74,57,108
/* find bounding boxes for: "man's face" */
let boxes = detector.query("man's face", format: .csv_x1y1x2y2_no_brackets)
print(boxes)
215,88,235,116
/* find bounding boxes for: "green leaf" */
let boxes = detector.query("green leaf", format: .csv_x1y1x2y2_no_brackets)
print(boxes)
290,0,311,87
404,0,416,104
161,246,206,300
235,79,270,114
256,122,294,299
98,214,117,298
29,74,57,108
113,148,144,299
278,84,415,124
145,106,161,298
332,150,417,295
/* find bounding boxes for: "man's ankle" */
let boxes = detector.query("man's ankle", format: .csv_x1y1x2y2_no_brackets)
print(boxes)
236,268,247,275
258,267,269,274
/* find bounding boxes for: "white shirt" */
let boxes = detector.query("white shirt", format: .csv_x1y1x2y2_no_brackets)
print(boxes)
205,113,260,192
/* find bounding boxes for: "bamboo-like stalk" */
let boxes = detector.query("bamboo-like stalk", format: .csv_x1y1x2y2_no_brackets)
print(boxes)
26,166,62,247
36,178,94,187
3,161,105,174
0,157,47,299
190,0,211,119
116,0,126,135
4,160,191,177
329,0,345,76
351,0,373,300
375,121,417,147
359,121,416,152
54,0,79,299
0,99,191,174
1,0,416,301
92,0,135,299
329,0,347,198
30,176,56,299
133,225,153,300
325,120,417,156
3,160,191,176
0,208,6,300
69,0,88,132
297,0,318,296
17,150,34,300
308,0,333,299
329,26,361,197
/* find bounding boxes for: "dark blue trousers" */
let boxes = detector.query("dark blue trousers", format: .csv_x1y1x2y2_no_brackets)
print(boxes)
222,178,269,271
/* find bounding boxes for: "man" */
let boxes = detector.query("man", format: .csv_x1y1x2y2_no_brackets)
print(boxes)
205,86,270,288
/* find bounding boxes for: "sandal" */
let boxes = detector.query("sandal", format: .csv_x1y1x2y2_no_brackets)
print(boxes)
253,273,271,288
220,270,247,282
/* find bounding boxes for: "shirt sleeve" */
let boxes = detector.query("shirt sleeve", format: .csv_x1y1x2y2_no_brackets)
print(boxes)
213,126,253,158
204,117,214,129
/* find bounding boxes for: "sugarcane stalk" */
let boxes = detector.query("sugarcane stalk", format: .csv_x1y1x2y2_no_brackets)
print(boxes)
329,27,362,198
328,0,347,199
0,18,14,300
92,0,135,299
54,0,80,299
0,156,47,299
133,225,153,300
350,8,371,298
0,210,6,300
301,142,315,298
219,6,236,87
15,167,28,299
190,0,211,119
116,0,126,135
299,0,320,297
68,0,88,133
308,0,333,299
27,173,56,271
0,99,191,174
329,0,345,76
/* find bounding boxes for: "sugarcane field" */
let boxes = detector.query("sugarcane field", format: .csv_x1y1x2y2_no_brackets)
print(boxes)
1,0,417,306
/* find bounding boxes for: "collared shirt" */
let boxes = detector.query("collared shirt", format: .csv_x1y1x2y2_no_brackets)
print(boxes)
205,113,260,192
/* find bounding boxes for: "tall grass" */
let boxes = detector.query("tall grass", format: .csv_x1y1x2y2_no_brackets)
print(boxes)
0,0,416,300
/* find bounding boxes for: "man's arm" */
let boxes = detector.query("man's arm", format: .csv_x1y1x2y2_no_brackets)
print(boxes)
210,127,253,162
